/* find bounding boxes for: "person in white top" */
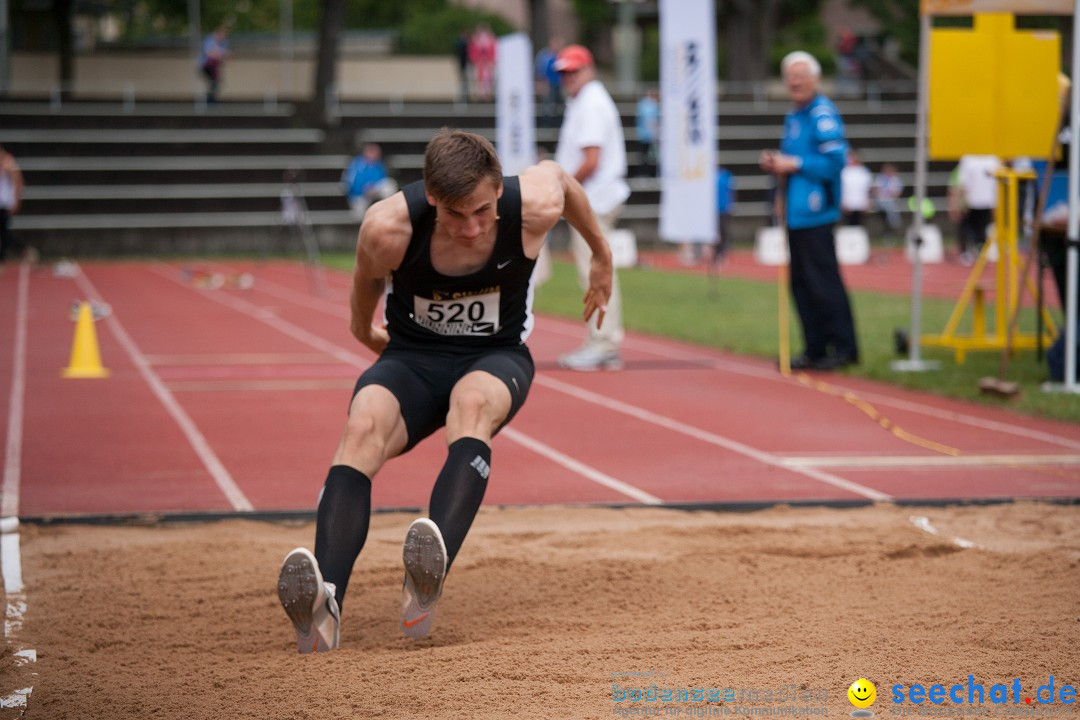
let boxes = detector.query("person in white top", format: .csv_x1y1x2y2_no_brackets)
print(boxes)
957,154,1000,265
554,44,630,371
872,162,904,234
0,145,25,264
840,149,872,227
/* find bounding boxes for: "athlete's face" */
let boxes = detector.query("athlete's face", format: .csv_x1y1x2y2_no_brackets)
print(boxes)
429,180,503,247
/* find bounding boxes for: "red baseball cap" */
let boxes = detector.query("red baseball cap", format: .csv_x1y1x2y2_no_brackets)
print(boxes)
554,44,594,73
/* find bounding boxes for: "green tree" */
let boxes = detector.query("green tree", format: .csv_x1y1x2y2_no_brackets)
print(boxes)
719,0,823,82
398,4,513,55
848,0,920,67
851,0,1064,69
309,0,345,124
571,0,610,54
770,9,834,76
54,0,74,96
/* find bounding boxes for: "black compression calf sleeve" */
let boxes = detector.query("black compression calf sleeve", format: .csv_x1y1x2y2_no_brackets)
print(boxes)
429,437,491,571
313,465,372,609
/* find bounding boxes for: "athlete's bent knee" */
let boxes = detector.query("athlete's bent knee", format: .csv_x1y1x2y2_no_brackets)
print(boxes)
340,411,386,460
450,388,490,423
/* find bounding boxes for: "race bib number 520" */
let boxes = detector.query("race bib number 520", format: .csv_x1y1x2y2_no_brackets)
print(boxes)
413,289,500,336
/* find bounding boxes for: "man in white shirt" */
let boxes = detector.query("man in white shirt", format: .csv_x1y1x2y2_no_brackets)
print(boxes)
840,150,872,227
554,44,630,371
957,154,1000,265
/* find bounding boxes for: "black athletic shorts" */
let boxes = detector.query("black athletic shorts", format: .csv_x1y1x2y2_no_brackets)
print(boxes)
351,344,535,453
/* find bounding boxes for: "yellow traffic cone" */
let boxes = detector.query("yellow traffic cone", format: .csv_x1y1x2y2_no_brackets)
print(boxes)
62,302,110,379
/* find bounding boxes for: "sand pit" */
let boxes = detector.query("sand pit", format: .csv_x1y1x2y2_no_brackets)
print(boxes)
7,502,1080,718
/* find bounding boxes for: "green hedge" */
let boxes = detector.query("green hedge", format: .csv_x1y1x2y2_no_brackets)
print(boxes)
399,6,515,55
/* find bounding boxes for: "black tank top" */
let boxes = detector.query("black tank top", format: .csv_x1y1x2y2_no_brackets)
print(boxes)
385,176,537,353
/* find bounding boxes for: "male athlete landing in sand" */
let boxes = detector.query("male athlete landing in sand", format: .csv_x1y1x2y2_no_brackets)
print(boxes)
277,129,613,651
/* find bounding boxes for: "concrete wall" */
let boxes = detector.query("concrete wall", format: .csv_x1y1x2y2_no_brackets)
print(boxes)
11,53,460,101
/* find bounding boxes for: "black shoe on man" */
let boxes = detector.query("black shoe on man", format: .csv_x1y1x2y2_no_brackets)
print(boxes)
811,354,858,371
788,353,822,370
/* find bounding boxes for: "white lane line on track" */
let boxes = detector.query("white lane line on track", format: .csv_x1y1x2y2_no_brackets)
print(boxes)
150,264,370,368
177,262,891,500
263,261,1080,452
1,264,34,716
834,390,1080,451
533,375,893,502
144,352,341,366
149,264,659,505
74,269,254,512
165,379,356,393
536,316,1080,451
781,454,1080,469
499,427,661,505
207,264,353,319
3,261,29,520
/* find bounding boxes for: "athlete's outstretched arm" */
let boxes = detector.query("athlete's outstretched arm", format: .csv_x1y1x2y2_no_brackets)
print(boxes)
350,193,410,354
520,160,613,328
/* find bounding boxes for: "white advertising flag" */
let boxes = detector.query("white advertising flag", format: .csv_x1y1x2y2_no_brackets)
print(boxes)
496,32,536,176
659,0,717,244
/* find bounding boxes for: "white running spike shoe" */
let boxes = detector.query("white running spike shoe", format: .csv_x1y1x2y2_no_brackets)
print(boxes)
400,518,447,639
277,547,340,653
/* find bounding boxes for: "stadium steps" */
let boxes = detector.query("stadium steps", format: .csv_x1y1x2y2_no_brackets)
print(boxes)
1,93,950,255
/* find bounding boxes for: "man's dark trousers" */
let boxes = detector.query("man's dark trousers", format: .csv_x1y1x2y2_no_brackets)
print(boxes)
787,222,858,361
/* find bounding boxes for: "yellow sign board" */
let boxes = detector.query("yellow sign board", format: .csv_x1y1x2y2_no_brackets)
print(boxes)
929,14,1060,160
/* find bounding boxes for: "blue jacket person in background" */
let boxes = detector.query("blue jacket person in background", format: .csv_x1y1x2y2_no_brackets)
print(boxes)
760,50,859,371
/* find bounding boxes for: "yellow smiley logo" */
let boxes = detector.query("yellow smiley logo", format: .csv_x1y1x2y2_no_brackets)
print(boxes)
848,678,877,709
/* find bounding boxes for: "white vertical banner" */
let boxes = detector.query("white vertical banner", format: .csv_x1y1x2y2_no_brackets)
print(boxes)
659,0,717,244
496,32,536,176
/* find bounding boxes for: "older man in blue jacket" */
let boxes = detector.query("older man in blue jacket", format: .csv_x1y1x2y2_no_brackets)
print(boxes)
760,51,859,371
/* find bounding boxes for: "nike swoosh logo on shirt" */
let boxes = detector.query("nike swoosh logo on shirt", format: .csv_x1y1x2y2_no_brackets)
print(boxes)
497,259,513,269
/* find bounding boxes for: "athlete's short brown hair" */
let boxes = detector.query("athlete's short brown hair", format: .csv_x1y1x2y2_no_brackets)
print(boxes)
423,129,503,205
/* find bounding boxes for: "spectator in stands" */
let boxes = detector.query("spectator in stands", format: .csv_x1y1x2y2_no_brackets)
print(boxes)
281,168,307,227
554,44,629,371
468,24,497,101
635,88,660,177
840,149,872,227
198,25,230,104
835,27,860,97
535,36,564,128
0,145,25,265
341,143,398,222
760,50,858,371
956,154,1001,266
712,165,736,266
454,28,472,103
872,162,904,236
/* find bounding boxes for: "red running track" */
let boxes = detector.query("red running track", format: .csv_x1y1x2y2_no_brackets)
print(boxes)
1,259,1078,520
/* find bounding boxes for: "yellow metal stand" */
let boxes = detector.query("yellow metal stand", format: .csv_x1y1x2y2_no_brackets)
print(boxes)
922,167,1056,363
